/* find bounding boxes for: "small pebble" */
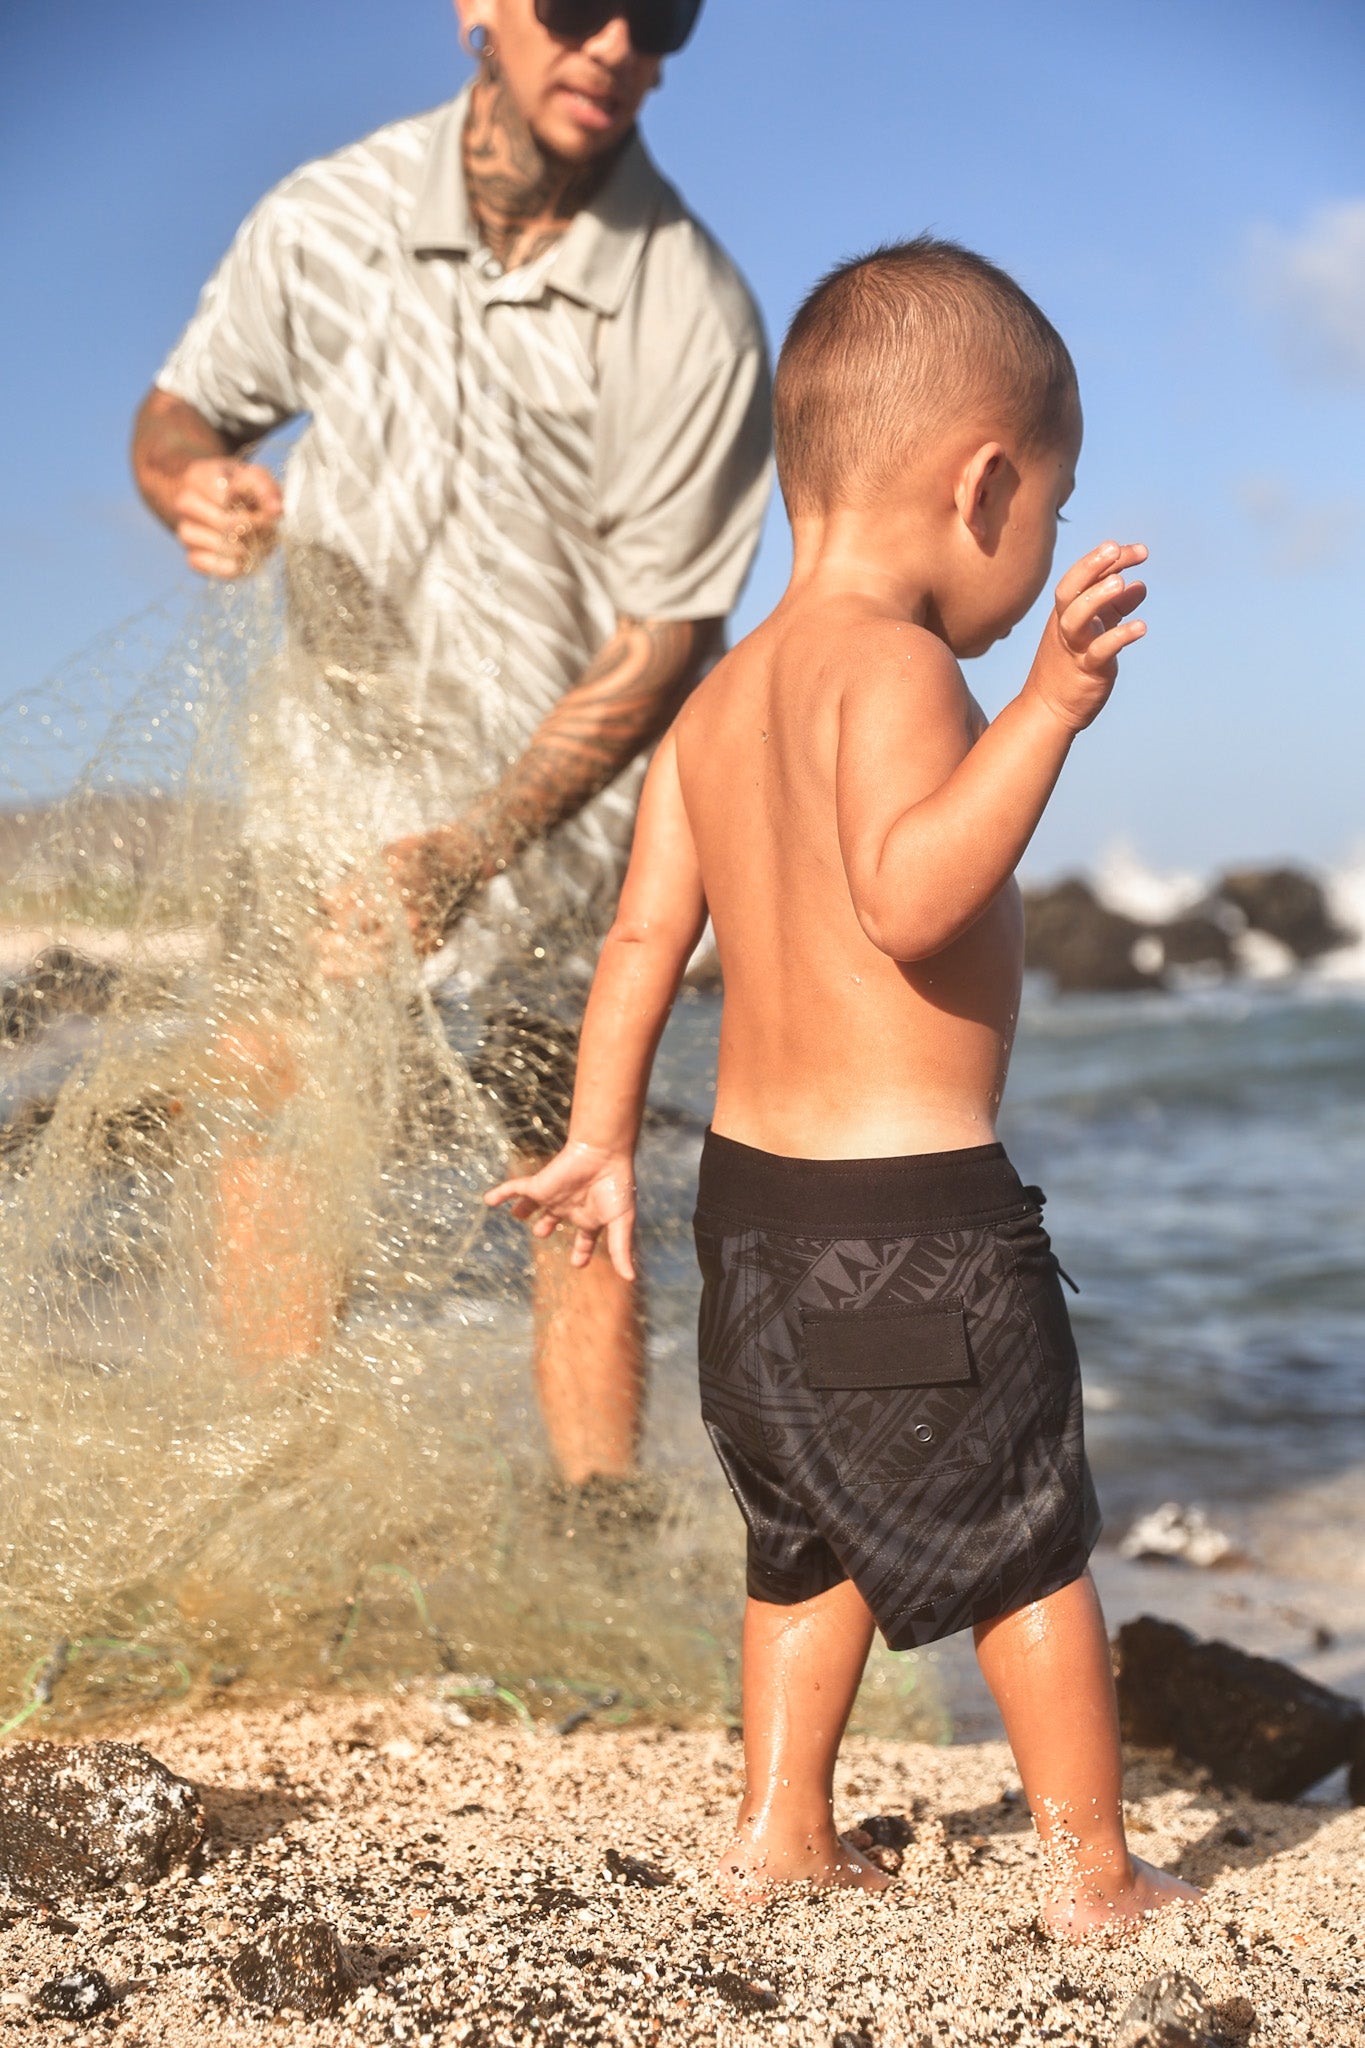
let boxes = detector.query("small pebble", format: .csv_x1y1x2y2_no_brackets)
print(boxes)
33,1969,117,2019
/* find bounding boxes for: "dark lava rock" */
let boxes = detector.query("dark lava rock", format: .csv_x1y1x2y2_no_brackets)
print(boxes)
1022,880,1164,993
1349,1732,1365,1807
1112,1970,1216,2047
854,1813,914,1851
33,1970,118,2020
851,1812,914,1873
1217,866,1350,960
1115,1616,1365,1799
1157,914,1236,972
710,1969,777,2014
0,1741,205,1901
603,1846,670,1887
0,946,119,1044
227,1920,358,2017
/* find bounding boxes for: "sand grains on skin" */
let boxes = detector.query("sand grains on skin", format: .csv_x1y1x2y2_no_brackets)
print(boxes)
0,1697,1360,2045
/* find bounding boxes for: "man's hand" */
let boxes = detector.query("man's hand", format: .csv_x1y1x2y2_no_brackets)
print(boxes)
381,822,486,959
1025,541,1149,733
169,457,283,579
486,1142,637,1281
132,387,284,580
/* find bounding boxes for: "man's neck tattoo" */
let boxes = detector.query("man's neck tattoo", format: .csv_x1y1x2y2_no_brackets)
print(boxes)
462,72,624,271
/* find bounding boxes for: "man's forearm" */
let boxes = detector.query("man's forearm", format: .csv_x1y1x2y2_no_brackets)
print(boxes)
398,615,720,945
476,615,719,862
132,389,236,528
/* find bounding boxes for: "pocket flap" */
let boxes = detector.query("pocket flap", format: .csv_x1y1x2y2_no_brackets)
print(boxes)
800,1301,972,1390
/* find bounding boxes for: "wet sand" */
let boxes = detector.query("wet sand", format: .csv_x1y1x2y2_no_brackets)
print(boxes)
2,1695,1362,2045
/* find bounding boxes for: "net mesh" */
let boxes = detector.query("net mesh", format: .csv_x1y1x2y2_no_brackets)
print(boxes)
0,560,938,1740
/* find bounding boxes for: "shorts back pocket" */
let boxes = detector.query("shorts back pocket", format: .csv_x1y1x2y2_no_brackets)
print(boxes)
799,1299,992,1483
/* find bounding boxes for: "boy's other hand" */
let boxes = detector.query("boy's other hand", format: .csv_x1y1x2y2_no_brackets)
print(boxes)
486,1143,637,1282
171,458,283,579
1026,542,1148,732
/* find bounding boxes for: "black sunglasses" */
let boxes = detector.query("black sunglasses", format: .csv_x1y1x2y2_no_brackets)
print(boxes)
533,0,704,58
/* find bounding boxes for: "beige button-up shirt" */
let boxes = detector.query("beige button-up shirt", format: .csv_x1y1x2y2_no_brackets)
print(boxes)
157,88,771,983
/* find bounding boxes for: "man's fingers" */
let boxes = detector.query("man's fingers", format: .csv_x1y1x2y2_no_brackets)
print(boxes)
177,488,276,536
175,493,242,536
185,546,244,580
231,463,285,517
177,519,251,565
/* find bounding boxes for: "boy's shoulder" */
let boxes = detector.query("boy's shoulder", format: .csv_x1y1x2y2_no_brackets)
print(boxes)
833,615,984,774
678,609,969,730
830,613,970,714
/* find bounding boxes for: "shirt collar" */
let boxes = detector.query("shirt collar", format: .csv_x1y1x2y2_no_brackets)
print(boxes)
405,86,666,317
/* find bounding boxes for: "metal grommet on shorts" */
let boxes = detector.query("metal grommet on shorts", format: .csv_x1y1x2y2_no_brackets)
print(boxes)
913,1423,934,1444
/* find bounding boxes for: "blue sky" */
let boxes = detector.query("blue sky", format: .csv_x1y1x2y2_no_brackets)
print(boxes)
1,0,1362,875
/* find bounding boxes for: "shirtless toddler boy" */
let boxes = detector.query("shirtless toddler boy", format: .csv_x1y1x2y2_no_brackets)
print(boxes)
489,237,1200,1933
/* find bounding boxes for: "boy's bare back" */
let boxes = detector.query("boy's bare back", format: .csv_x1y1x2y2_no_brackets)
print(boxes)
675,590,1022,1161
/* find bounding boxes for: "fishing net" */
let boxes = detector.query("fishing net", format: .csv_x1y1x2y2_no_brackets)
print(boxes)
0,554,938,1741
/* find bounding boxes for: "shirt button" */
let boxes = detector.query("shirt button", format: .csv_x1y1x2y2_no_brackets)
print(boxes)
913,1423,934,1444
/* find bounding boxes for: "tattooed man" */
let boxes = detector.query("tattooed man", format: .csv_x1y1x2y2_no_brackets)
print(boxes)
131,0,770,1482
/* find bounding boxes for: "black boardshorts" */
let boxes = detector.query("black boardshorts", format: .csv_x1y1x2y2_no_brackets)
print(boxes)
693,1132,1102,1651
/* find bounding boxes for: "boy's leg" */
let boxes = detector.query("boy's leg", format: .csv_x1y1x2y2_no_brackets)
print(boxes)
719,1577,890,1903
532,1227,644,1482
973,1569,1201,1933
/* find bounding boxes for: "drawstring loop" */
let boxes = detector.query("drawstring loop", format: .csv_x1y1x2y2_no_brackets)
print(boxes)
1020,1184,1080,1292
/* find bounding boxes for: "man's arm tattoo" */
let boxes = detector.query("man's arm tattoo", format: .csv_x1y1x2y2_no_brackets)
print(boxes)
491,616,716,845
411,618,719,943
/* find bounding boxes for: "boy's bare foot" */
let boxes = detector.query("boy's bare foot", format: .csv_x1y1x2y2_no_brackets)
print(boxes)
1042,1856,1203,1939
717,1828,892,1908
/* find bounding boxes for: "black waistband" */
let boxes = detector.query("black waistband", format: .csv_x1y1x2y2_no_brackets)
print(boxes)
695,1131,1033,1236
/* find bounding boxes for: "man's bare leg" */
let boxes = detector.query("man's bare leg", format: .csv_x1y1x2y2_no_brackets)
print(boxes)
532,1226,644,1482
718,1578,890,1905
210,1021,338,1372
973,1570,1202,1936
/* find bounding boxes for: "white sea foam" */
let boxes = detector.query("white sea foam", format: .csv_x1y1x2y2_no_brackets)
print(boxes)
1233,928,1299,981
1084,839,1365,990
1317,846,1365,985
1092,841,1206,923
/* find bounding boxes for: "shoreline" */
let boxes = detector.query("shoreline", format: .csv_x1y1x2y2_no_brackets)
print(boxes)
2,1697,1361,2045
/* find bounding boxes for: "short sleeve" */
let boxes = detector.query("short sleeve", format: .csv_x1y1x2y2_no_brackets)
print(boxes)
597,340,772,622
155,190,304,444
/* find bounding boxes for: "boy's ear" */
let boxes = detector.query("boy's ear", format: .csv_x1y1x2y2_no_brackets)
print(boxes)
955,442,1015,548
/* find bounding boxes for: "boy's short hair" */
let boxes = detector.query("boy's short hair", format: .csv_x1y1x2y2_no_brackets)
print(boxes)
773,235,1079,516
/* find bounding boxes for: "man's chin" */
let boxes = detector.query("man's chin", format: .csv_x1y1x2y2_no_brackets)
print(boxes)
534,110,635,164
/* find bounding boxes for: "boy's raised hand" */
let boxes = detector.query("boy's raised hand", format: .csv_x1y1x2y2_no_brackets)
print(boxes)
1026,542,1148,732
486,1143,637,1282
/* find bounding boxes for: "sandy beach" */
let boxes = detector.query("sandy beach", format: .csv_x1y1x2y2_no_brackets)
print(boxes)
2,1695,1362,2046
